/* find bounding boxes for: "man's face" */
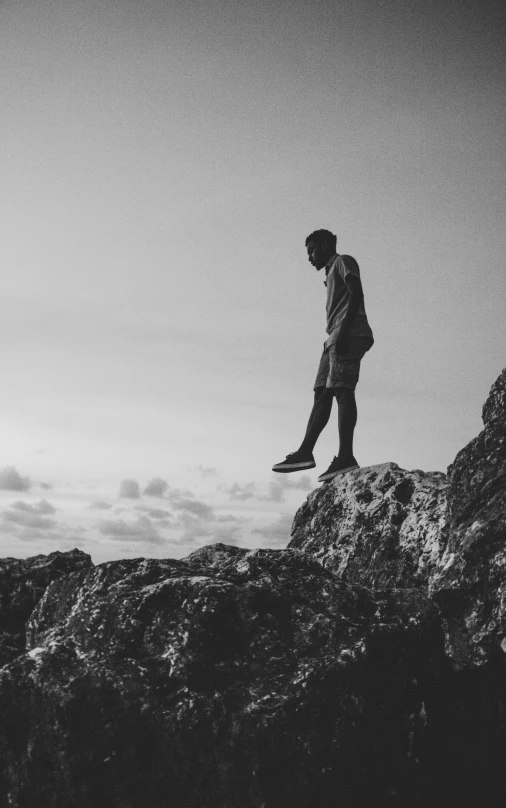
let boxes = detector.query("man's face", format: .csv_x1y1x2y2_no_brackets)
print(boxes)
306,240,332,271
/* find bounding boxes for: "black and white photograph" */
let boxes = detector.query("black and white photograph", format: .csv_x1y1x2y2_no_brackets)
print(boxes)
1,0,505,804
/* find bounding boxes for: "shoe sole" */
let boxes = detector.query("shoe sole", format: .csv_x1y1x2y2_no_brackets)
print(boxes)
318,464,359,482
272,461,316,473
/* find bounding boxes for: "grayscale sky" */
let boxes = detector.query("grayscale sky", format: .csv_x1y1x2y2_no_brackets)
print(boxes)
1,0,505,563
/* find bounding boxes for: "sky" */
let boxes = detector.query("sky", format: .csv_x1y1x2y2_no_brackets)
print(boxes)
1,0,505,564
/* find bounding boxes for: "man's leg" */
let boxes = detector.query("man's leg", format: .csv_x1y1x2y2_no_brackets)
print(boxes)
298,387,334,454
333,387,357,463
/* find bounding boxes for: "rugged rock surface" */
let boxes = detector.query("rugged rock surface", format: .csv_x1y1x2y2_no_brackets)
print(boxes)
432,367,506,667
290,462,448,590
0,550,92,668
1,547,445,807
290,368,506,674
0,367,505,807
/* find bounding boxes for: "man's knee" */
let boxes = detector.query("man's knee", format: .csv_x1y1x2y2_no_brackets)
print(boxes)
314,386,333,403
332,386,355,402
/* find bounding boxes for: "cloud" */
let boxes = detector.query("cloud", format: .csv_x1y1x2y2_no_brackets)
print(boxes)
253,513,293,548
210,524,243,546
278,474,313,492
227,475,313,503
2,507,56,530
143,477,168,497
0,466,31,492
119,479,141,499
39,481,53,490
195,465,219,478
172,499,214,519
228,482,257,501
172,512,215,545
9,499,56,515
98,515,165,545
136,506,172,520
165,485,195,502
262,481,286,503
90,501,113,510
216,514,244,523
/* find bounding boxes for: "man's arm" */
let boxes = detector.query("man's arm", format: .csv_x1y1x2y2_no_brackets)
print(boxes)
333,274,364,355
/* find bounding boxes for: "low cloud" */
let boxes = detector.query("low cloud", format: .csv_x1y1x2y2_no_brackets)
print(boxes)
0,466,31,492
195,465,218,478
216,514,244,523
253,513,293,548
143,477,168,497
98,515,165,545
228,482,257,501
90,501,113,510
165,485,195,502
262,481,286,503
136,506,172,520
262,474,313,503
172,499,214,519
277,474,313,492
119,479,141,499
10,499,56,515
2,506,56,530
174,512,214,544
211,523,243,546
227,475,312,504
0,520,87,545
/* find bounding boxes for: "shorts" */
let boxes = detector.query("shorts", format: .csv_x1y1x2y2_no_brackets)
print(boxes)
314,336,373,391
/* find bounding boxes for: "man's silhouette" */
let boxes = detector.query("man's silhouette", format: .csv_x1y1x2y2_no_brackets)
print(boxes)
273,229,374,482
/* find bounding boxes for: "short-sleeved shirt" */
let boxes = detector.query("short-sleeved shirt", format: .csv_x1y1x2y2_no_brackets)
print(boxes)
324,253,374,349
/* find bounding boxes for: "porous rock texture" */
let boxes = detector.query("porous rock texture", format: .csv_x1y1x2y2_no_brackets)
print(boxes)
0,547,445,807
290,462,449,590
0,550,92,668
0,367,505,807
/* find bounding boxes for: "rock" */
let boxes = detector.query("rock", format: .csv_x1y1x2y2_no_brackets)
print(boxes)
290,369,506,673
0,368,505,807
431,366,506,667
0,546,446,807
0,549,93,667
289,462,448,590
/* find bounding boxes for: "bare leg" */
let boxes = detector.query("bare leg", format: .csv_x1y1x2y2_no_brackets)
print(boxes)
298,387,334,454
334,387,357,462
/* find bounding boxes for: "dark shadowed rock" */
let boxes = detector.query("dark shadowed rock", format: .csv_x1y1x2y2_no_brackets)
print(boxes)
0,549,93,667
1,547,445,807
290,369,506,674
430,366,506,668
0,368,505,807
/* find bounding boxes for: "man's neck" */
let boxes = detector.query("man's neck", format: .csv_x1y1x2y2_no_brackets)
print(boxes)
324,253,339,274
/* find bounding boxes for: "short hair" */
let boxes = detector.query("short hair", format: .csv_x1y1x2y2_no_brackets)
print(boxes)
305,229,337,252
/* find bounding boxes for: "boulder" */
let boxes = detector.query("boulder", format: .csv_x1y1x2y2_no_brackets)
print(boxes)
289,462,448,590
0,550,92,668
0,367,505,807
431,367,506,668
290,368,506,672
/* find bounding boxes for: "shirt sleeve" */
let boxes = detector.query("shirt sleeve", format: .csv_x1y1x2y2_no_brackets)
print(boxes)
337,255,360,281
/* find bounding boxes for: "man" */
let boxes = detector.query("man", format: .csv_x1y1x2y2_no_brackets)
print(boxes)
272,229,374,482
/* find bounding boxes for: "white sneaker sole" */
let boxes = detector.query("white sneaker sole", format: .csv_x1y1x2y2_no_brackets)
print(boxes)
272,461,316,473
318,464,359,482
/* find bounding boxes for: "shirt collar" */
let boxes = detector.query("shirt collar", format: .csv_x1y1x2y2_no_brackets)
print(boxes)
325,253,339,273
323,253,339,285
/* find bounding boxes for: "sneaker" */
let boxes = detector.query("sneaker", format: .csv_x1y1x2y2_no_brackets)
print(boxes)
318,457,359,482
272,450,316,473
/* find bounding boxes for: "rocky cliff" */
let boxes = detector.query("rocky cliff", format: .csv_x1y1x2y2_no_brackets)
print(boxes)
0,368,505,808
